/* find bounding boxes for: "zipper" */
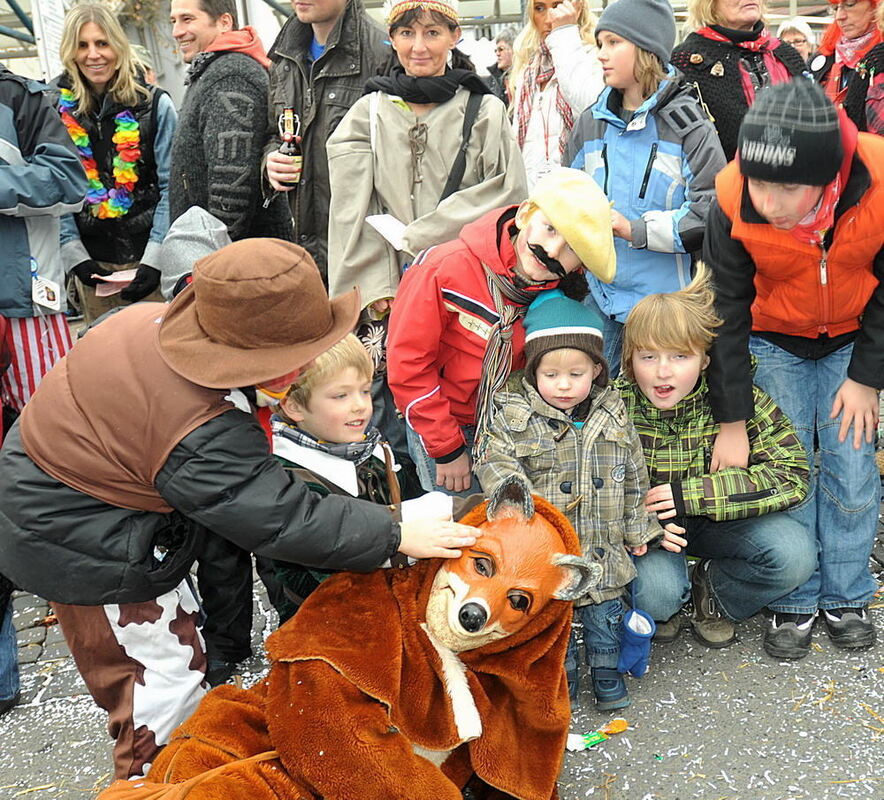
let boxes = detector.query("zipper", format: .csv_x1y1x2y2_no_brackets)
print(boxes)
728,487,776,503
601,143,609,195
818,245,830,334
638,143,658,200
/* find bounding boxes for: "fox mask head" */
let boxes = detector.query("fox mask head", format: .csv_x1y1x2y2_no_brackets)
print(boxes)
425,476,602,653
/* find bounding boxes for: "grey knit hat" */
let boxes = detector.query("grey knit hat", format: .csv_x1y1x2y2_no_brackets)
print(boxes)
595,0,676,65
738,80,843,187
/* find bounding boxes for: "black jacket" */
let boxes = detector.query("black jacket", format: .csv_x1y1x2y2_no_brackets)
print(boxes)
170,50,293,242
672,31,806,160
265,0,388,282
52,74,163,264
0,411,399,605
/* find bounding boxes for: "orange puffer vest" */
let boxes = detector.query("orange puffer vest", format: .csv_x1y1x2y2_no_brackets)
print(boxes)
715,133,884,339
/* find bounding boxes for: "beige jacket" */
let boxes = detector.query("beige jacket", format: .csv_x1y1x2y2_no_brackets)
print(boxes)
326,88,528,308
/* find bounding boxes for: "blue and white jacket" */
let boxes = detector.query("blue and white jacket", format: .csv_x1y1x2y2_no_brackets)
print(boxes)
0,67,86,318
566,68,725,323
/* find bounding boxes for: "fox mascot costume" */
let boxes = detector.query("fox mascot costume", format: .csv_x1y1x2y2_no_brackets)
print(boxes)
97,477,601,800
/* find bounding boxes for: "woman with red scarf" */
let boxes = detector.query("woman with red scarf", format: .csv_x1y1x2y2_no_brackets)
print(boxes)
826,0,884,131
703,81,884,661
672,0,807,160
811,0,881,118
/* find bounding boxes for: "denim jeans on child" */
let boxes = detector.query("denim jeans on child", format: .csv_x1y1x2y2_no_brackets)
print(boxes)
405,423,482,497
632,511,815,622
565,597,624,695
583,290,625,379
749,337,879,614
0,594,20,703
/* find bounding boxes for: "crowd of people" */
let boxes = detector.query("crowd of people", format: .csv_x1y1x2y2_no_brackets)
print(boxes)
0,0,882,792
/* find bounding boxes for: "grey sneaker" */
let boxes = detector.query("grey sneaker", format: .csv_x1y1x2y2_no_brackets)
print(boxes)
763,612,815,660
822,607,876,649
690,561,736,648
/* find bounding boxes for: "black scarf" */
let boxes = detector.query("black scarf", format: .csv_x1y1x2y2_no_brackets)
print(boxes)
708,20,765,44
365,65,490,104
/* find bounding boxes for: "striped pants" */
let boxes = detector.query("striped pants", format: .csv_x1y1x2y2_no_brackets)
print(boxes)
1,313,73,412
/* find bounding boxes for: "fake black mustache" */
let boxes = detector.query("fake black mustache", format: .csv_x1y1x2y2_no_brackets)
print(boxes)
528,243,566,278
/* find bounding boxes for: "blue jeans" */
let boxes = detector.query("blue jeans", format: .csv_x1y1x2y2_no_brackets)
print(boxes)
632,512,816,622
583,290,625,378
0,596,20,701
750,337,879,614
405,423,482,497
565,598,624,681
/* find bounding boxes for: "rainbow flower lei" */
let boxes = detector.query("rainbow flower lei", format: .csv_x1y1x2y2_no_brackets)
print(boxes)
58,87,141,219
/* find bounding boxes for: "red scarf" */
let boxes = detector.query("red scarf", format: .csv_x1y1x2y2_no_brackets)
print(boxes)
695,26,791,104
515,41,575,159
790,110,858,246
823,28,883,103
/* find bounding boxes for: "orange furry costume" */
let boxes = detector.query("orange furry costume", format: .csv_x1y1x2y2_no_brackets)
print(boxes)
98,482,599,800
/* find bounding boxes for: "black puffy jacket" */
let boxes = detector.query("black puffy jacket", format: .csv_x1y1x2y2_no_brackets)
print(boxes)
0,411,399,605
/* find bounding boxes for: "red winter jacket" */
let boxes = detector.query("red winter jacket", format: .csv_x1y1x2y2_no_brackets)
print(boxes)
387,206,555,460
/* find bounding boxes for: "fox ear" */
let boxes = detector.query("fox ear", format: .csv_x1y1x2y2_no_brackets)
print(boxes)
487,475,534,521
552,554,602,601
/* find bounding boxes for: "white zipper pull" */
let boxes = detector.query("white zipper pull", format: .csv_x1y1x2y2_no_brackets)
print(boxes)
820,249,828,285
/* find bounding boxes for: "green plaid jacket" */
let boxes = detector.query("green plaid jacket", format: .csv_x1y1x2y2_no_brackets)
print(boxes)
616,375,809,521
476,374,659,605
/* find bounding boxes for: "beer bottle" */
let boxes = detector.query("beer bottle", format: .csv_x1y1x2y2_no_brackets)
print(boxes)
277,107,302,186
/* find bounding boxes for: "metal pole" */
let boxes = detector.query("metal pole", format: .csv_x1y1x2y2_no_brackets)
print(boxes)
4,0,34,33
0,24,35,43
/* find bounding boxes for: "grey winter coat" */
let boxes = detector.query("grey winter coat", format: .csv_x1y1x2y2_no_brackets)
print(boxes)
476,374,658,605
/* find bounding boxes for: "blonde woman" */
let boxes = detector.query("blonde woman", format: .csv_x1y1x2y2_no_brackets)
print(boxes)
510,0,605,187
56,3,176,323
671,0,805,160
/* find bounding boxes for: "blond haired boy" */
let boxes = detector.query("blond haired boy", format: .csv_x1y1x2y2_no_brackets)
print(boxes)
616,266,815,654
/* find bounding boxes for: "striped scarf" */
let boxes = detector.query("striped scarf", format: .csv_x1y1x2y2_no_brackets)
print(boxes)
473,265,536,462
516,41,575,160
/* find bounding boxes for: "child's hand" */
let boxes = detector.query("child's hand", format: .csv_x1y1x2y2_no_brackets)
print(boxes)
370,298,393,316
645,483,676,519
398,519,478,559
610,209,633,241
831,377,878,449
435,452,472,493
660,523,687,553
711,420,749,470
629,544,648,556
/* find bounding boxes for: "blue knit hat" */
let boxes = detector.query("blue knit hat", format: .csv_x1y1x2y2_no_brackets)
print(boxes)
524,290,607,384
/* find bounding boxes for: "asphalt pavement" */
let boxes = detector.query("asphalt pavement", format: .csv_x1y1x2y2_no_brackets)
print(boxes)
1,504,882,800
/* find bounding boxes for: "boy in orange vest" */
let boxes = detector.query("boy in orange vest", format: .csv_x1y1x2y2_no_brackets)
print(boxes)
703,80,884,660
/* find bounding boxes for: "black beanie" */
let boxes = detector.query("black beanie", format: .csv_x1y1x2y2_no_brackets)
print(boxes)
738,80,843,187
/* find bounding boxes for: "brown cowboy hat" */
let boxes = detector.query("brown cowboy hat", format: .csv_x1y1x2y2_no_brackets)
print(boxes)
157,238,360,389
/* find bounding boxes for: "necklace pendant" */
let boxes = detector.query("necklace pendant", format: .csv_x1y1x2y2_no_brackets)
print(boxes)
711,61,725,77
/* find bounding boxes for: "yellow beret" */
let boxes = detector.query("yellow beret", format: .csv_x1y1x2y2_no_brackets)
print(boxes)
527,168,616,284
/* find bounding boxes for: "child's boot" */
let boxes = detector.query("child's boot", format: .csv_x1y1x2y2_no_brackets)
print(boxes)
590,667,630,712
690,560,736,648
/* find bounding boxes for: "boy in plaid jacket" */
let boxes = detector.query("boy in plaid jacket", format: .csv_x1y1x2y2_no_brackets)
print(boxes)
477,291,658,712
616,265,814,652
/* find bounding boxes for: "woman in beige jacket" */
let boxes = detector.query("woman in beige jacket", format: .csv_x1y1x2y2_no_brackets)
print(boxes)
326,0,528,314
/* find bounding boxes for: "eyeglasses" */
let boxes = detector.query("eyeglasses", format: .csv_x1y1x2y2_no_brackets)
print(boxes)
494,45,510,53
784,37,807,45
829,0,866,14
